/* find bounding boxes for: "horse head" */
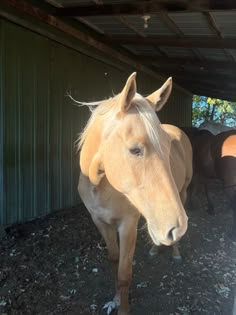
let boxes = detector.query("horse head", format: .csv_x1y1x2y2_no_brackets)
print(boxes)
79,73,188,246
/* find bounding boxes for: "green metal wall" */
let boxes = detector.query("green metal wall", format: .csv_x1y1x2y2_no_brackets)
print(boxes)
0,18,192,225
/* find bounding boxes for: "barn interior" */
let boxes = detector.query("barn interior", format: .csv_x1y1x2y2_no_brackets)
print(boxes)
44,0,236,102
5,0,236,101
0,1,236,314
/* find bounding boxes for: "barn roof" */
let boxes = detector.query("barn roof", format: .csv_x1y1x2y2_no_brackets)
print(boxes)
5,0,236,101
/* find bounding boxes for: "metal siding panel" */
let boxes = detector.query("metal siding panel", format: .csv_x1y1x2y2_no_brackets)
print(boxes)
19,28,36,221
61,48,74,208
211,12,236,38
125,16,175,36
50,43,63,210
0,20,5,224
168,13,215,37
2,21,51,223
3,22,21,224
34,37,51,217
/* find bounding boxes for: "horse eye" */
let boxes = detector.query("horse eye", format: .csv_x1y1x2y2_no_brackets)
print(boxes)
129,147,143,156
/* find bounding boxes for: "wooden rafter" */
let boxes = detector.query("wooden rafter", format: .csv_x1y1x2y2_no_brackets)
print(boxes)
54,1,236,17
180,87,236,101
158,12,205,60
157,67,236,80
175,81,236,99
106,36,236,49
1,0,166,81
117,16,169,57
204,12,236,62
158,11,183,36
137,56,236,69
166,75,230,89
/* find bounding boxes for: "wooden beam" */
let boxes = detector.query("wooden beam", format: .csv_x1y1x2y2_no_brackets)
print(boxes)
157,68,236,82
182,87,236,101
204,12,236,62
175,79,230,94
172,78,229,91
158,12,205,60
107,35,236,49
158,11,184,37
54,1,236,17
176,81,236,100
1,0,165,81
139,56,236,71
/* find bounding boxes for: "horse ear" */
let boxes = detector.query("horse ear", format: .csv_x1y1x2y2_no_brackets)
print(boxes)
119,72,137,112
89,152,105,186
146,77,172,112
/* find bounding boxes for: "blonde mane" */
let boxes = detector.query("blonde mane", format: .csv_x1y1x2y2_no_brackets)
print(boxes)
75,93,163,154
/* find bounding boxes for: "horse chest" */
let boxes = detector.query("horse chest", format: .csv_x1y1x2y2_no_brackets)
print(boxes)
88,184,130,225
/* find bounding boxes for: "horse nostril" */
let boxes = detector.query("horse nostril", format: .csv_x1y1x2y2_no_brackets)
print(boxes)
167,227,176,241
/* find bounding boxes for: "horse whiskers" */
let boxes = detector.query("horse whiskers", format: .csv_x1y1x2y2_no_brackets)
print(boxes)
144,236,154,248
138,221,147,232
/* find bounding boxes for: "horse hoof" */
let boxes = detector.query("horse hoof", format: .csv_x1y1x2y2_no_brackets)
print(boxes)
173,255,182,263
103,300,119,315
149,245,159,256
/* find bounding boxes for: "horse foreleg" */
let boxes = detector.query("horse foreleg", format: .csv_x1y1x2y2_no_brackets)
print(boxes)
117,219,138,315
93,219,120,314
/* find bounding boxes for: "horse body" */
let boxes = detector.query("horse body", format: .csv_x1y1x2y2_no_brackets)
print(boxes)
78,73,192,315
213,133,236,235
218,135,236,184
184,128,236,237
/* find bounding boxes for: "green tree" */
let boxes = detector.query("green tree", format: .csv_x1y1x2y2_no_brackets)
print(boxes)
192,95,236,127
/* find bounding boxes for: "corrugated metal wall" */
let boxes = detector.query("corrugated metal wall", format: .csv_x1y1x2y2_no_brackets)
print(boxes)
0,18,192,225
159,88,193,126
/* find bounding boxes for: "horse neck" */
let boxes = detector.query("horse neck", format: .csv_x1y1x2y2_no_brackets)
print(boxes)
80,115,105,176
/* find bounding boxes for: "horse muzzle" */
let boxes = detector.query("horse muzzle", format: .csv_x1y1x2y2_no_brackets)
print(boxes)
148,215,188,246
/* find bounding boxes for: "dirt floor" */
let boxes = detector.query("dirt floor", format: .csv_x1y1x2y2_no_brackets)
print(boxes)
1,180,236,315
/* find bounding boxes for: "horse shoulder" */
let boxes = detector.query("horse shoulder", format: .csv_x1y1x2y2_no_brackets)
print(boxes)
161,124,192,156
161,124,193,191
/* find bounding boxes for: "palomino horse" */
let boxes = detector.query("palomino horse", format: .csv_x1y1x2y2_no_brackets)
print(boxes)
78,73,192,315
183,127,236,238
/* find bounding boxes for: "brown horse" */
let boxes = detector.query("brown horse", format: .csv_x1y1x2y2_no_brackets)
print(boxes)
183,127,236,238
77,73,192,315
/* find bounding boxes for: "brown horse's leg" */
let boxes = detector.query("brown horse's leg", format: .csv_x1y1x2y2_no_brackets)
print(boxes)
117,219,138,315
203,179,215,215
225,187,236,240
93,219,120,312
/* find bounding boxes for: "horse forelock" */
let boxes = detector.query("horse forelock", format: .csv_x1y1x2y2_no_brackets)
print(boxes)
76,93,162,154
133,94,162,154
